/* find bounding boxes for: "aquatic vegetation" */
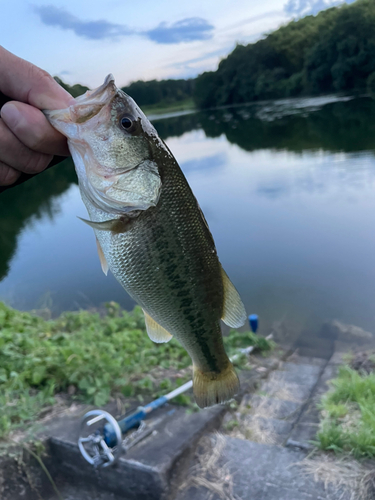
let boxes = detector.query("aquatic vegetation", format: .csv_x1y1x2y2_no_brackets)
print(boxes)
0,302,271,438
317,365,375,458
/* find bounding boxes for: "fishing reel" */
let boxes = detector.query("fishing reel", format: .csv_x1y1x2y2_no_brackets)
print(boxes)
78,410,123,468
78,409,155,468
76,318,265,470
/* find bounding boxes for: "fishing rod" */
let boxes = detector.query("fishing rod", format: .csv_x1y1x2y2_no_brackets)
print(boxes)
78,314,260,468
78,380,194,468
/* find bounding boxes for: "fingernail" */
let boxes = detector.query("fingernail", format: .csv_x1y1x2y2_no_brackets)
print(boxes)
1,103,21,129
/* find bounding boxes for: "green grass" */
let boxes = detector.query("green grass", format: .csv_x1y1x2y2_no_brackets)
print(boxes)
143,98,195,116
317,365,375,458
0,301,271,439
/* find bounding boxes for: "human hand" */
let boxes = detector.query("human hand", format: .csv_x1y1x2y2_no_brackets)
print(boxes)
0,46,75,186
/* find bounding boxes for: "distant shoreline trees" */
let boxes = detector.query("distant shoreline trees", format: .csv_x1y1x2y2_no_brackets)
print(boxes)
53,77,89,98
121,79,194,108
194,0,375,108
55,0,375,110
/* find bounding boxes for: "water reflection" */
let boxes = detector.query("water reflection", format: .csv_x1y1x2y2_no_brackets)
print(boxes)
155,96,375,154
1,95,375,355
0,159,76,280
181,153,226,172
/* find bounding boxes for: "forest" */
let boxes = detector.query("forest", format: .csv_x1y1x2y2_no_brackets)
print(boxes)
56,0,375,109
121,79,194,108
194,0,375,108
55,77,194,109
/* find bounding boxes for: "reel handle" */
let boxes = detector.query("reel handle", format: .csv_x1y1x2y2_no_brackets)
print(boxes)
78,410,123,468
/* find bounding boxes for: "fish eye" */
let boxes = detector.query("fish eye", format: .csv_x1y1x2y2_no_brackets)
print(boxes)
120,115,135,132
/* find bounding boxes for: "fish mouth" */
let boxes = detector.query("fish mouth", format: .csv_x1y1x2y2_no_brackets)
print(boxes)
75,74,116,104
44,74,118,134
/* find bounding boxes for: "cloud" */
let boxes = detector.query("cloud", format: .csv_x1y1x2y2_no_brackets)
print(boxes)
33,5,132,40
284,0,356,17
170,47,232,70
222,11,285,32
33,6,214,44
145,18,214,44
181,153,226,173
164,46,233,79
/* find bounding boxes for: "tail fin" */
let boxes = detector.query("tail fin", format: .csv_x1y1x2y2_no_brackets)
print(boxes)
193,362,240,408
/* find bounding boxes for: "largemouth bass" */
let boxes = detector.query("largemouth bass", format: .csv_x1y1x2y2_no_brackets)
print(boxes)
45,75,246,408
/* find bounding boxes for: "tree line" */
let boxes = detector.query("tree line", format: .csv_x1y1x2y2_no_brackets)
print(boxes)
121,79,194,107
54,77,194,108
56,0,375,109
194,0,375,108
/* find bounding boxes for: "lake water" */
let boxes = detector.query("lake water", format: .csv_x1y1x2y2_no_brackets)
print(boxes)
1,95,375,355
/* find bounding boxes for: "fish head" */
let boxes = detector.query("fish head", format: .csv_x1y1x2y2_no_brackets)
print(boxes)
45,75,162,214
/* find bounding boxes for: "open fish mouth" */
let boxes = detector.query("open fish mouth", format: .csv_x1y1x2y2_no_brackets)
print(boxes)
75,74,115,104
44,74,162,215
44,74,118,132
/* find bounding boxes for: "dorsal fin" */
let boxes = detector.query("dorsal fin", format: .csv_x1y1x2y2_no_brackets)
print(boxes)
143,310,173,343
220,266,246,328
96,238,108,276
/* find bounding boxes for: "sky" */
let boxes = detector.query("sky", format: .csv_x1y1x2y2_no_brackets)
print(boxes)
3,0,355,88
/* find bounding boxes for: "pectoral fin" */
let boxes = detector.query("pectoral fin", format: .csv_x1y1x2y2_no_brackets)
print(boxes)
221,266,247,328
143,310,173,343
78,216,130,233
96,238,108,276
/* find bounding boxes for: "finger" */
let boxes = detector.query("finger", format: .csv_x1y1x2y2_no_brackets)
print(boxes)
1,101,69,156
0,162,21,186
0,46,75,110
0,119,52,174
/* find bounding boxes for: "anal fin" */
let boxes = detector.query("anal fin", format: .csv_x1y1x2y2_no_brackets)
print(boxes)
221,266,246,328
96,238,109,276
143,310,173,343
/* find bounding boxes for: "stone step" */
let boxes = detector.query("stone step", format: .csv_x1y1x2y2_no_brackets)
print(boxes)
243,394,301,421
260,360,325,405
48,403,226,500
222,358,328,449
240,415,293,445
176,436,351,500
287,357,336,449
34,356,290,500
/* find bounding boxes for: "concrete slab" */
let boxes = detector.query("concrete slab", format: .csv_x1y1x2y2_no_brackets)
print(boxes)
321,321,373,344
51,483,125,500
298,364,337,426
286,423,319,449
177,436,352,500
0,348,293,500
261,379,313,403
286,355,327,367
294,337,334,360
242,416,293,445
269,362,322,388
242,394,300,421
178,483,330,500
48,403,226,500
41,366,282,500
329,350,349,365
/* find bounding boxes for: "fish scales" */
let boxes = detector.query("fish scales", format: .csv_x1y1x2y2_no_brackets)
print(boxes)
88,147,226,374
45,75,246,407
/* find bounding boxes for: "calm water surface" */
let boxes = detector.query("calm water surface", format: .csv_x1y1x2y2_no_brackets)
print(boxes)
1,95,375,355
